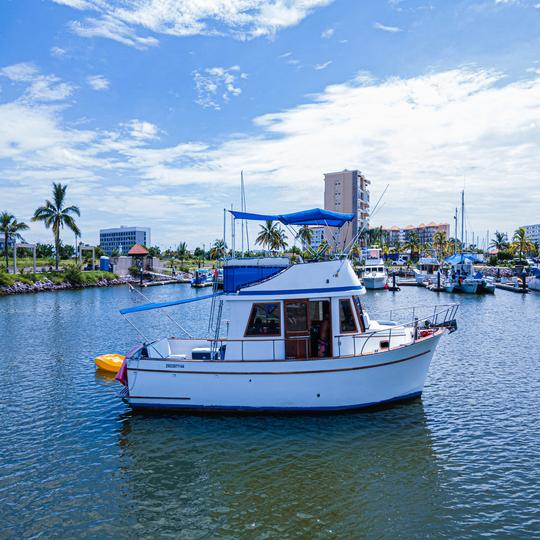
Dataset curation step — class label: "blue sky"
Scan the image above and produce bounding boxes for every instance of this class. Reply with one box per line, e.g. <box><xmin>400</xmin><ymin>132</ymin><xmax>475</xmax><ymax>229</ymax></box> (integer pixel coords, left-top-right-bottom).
<box><xmin>1</xmin><ymin>0</ymin><xmax>539</xmax><ymax>249</ymax></box>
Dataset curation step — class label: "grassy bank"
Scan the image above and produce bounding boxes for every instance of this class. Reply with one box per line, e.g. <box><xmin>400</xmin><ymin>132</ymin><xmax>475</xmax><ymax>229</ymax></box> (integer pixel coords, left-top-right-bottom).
<box><xmin>0</xmin><ymin>268</ymin><xmax>118</xmax><ymax>289</ymax></box>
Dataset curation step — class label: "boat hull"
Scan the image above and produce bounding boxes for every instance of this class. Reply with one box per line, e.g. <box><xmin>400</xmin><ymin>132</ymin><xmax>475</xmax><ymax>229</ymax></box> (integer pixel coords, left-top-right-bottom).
<box><xmin>528</xmin><ymin>277</ymin><xmax>540</xmax><ymax>291</ymax></box>
<box><xmin>454</xmin><ymin>281</ymin><xmax>478</xmax><ymax>294</ymax></box>
<box><xmin>363</xmin><ymin>276</ymin><xmax>387</xmax><ymax>289</ymax></box>
<box><xmin>124</xmin><ymin>335</ymin><xmax>441</xmax><ymax>412</ymax></box>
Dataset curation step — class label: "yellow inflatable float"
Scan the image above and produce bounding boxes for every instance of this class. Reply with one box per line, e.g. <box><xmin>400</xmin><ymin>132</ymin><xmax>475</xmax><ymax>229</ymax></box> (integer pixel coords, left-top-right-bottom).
<box><xmin>95</xmin><ymin>353</ymin><xmax>125</xmax><ymax>373</ymax></box>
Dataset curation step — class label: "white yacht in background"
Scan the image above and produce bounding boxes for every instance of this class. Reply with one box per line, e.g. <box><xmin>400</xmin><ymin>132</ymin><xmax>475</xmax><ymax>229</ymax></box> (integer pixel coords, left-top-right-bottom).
<box><xmin>115</xmin><ymin>209</ymin><xmax>458</xmax><ymax>413</ymax></box>
<box><xmin>361</xmin><ymin>249</ymin><xmax>388</xmax><ymax>289</ymax></box>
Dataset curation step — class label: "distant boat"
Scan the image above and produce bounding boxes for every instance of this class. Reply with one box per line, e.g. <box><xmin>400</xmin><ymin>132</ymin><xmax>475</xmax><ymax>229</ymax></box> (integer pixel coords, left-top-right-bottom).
<box><xmin>191</xmin><ymin>269</ymin><xmax>214</xmax><ymax>288</ymax></box>
<box><xmin>528</xmin><ymin>268</ymin><xmax>540</xmax><ymax>291</ymax></box>
<box><xmin>414</xmin><ymin>257</ymin><xmax>442</xmax><ymax>286</ymax></box>
<box><xmin>361</xmin><ymin>249</ymin><xmax>387</xmax><ymax>289</ymax></box>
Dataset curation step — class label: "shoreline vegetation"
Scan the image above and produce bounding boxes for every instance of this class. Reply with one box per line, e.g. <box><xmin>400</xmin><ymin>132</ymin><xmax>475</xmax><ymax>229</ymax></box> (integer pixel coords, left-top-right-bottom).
<box><xmin>0</xmin><ymin>269</ymin><xmax>135</xmax><ymax>296</ymax></box>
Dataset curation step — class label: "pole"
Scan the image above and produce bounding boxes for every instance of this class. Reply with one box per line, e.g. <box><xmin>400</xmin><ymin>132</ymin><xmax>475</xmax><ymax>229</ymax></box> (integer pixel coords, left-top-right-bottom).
<box><xmin>223</xmin><ymin>208</ymin><xmax>227</xmax><ymax>259</ymax></box>
<box><xmin>454</xmin><ymin>208</ymin><xmax>458</xmax><ymax>255</ymax></box>
<box><xmin>461</xmin><ymin>191</ymin><xmax>464</xmax><ymax>255</ymax></box>
<box><xmin>240</xmin><ymin>171</ymin><xmax>245</xmax><ymax>256</ymax></box>
<box><xmin>230</xmin><ymin>204</ymin><xmax>235</xmax><ymax>258</ymax></box>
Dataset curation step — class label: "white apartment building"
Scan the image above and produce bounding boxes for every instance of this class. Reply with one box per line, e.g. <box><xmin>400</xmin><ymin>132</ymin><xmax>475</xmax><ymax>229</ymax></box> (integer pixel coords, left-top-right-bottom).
<box><xmin>522</xmin><ymin>223</ymin><xmax>540</xmax><ymax>245</ymax></box>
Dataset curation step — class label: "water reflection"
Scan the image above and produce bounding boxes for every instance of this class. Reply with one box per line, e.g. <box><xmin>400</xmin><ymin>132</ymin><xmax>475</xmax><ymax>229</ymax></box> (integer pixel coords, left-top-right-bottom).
<box><xmin>115</xmin><ymin>401</ymin><xmax>448</xmax><ymax>538</ymax></box>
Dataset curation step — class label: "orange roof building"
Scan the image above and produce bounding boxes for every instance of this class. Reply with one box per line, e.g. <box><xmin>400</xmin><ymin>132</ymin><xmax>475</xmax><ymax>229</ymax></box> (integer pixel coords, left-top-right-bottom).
<box><xmin>128</xmin><ymin>244</ymin><xmax>149</xmax><ymax>256</ymax></box>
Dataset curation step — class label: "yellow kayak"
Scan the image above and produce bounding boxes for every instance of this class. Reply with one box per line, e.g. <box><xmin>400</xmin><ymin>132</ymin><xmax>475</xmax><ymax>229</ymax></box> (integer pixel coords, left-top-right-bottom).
<box><xmin>95</xmin><ymin>353</ymin><xmax>125</xmax><ymax>373</ymax></box>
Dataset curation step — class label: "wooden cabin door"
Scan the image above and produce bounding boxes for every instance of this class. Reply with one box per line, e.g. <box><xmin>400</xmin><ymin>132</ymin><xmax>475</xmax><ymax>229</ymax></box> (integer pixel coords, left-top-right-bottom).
<box><xmin>284</xmin><ymin>300</ymin><xmax>310</xmax><ymax>359</ymax></box>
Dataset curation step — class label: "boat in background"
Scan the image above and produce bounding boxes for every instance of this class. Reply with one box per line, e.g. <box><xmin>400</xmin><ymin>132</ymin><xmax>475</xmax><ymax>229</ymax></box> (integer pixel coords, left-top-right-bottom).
<box><xmin>361</xmin><ymin>249</ymin><xmax>388</xmax><ymax>289</ymax></box>
<box><xmin>191</xmin><ymin>268</ymin><xmax>214</xmax><ymax>288</ymax></box>
<box><xmin>528</xmin><ymin>267</ymin><xmax>540</xmax><ymax>291</ymax></box>
<box><xmin>414</xmin><ymin>257</ymin><xmax>442</xmax><ymax>286</ymax></box>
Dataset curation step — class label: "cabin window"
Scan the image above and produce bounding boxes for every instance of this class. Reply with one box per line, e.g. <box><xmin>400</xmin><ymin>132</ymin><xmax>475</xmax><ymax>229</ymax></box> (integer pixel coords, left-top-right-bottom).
<box><xmin>285</xmin><ymin>301</ymin><xmax>308</xmax><ymax>332</ymax></box>
<box><xmin>339</xmin><ymin>299</ymin><xmax>358</xmax><ymax>334</ymax></box>
<box><xmin>245</xmin><ymin>303</ymin><xmax>281</xmax><ymax>336</ymax></box>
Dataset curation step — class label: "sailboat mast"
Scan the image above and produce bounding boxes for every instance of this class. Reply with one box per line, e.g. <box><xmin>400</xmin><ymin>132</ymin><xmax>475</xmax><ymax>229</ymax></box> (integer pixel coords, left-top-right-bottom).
<box><xmin>240</xmin><ymin>171</ymin><xmax>245</xmax><ymax>256</ymax></box>
<box><xmin>454</xmin><ymin>208</ymin><xmax>458</xmax><ymax>255</ymax></box>
<box><xmin>461</xmin><ymin>190</ymin><xmax>464</xmax><ymax>254</ymax></box>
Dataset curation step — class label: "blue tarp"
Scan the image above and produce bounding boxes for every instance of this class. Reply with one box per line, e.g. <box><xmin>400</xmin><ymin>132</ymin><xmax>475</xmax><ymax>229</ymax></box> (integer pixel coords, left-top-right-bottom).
<box><xmin>119</xmin><ymin>292</ymin><xmax>222</xmax><ymax>315</ymax></box>
<box><xmin>229</xmin><ymin>208</ymin><xmax>354</xmax><ymax>227</ymax></box>
<box><xmin>444</xmin><ymin>253</ymin><xmax>483</xmax><ymax>265</ymax></box>
<box><xmin>531</xmin><ymin>267</ymin><xmax>540</xmax><ymax>277</ymax></box>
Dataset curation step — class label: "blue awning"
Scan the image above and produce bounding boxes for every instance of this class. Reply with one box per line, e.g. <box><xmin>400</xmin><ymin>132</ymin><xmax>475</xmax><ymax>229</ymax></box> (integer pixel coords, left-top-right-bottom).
<box><xmin>229</xmin><ymin>208</ymin><xmax>354</xmax><ymax>227</ymax></box>
<box><xmin>120</xmin><ymin>292</ymin><xmax>222</xmax><ymax>315</ymax></box>
<box><xmin>444</xmin><ymin>253</ymin><xmax>483</xmax><ymax>264</ymax></box>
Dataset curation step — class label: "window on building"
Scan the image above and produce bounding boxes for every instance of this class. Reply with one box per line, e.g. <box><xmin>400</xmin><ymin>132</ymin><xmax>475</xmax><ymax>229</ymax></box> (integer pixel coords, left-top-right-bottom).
<box><xmin>339</xmin><ymin>299</ymin><xmax>358</xmax><ymax>334</ymax></box>
<box><xmin>245</xmin><ymin>303</ymin><xmax>281</xmax><ymax>336</ymax></box>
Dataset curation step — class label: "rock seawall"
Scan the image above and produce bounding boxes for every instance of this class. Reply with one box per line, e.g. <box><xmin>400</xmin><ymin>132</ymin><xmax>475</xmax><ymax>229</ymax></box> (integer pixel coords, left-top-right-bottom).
<box><xmin>0</xmin><ymin>276</ymin><xmax>136</xmax><ymax>296</ymax></box>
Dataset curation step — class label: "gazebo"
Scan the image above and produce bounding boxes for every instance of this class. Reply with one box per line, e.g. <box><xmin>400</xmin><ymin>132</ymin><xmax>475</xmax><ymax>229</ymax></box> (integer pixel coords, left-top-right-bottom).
<box><xmin>128</xmin><ymin>244</ymin><xmax>149</xmax><ymax>285</ymax></box>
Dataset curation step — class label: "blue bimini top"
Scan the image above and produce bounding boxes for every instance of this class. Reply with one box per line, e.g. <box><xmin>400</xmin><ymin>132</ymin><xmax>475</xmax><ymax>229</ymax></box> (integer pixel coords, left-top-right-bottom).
<box><xmin>229</xmin><ymin>208</ymin><xmax>354</xmax><ymax>228</ymax></box>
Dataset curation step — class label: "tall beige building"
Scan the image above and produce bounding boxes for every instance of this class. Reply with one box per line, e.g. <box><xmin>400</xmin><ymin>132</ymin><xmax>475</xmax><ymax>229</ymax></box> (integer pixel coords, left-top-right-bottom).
<box><xmin>323</xmin><ymin>170</ymin><xmax>370</xmax><ymax>251</ymax></box>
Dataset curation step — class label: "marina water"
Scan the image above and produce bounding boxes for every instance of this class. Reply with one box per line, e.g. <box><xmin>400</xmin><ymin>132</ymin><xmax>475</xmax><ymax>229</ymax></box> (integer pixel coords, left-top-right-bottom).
<box><xmin>1</xmin><ymin>285</ymin><xmax>539</xmax><ymax>538</ymax></box>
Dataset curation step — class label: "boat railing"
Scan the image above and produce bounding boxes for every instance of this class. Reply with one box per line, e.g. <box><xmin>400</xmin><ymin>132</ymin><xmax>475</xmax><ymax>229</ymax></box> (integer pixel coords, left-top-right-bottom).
<box><xmin>143</xmin><ymin>303</ymin><xmax>458</xmax><ymax>362</ymax></box>
<box><xmin>334</xmin><ymin>303</ymin><xmax>458</xmax><ymax>357</ymax></box>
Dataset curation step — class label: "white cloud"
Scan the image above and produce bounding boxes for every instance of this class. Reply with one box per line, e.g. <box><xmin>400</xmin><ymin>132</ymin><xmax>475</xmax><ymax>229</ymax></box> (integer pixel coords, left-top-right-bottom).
<box><xmin>315</xmin><ymin>61</ymin><xmax>332</xmax><ymax>70</ymax></box>
<box><xmin>87</xmin><ymin>75</ymin><xmax>109</xmax><ymax>90</ymax></box>
<box><xmin>193</xmin><ymin>65</ymin><xmax>246</xmax><ymax>110</ymax></box>
<box><xmin>50</xmin><ymin>0</ymin><xmax>334</xmax><ymax>47</ymax></box>
<box><xmin>321</xmin><ymin>27</ymin><xmax>334</xmax><ymax>38</ymax></box>
<box><xmin>1</xmin><ymin>62</ymin><xmax>39</xmax><ymax>82</ymax></box>
<box><xmin>126</xmin><ymin>119</ymin><xmax>159</xmax><ymax>140</ymax></box>
<box><xmin>373</xmin><ymin>21</ymin><xmax>402</xmax><ymax>32</ymax></box>
<box><xmin>50</xmin><ymin>46</ymin><xmax>67</xmax><ymax>57</ymax></box>
<box><xmin>2</xmin><ymin>64</ymin><xmax>540</xmax><ymax>245</ymax></box>
<box><xmin>0</xmin><ymin>62</ymin><xmax>74</xmax><ymax>101</ymax></box>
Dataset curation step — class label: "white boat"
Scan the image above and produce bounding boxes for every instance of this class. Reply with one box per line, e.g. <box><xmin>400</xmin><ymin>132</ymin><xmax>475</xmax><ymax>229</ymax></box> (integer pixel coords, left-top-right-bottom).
<box><xmin>414</xmin><ymin>257</ymin><xmax>441</xmax><ymax>285</ymax></box>
<box><xmin>528</xmin><ymin>268</ymin><xmax>540</xmax><ymax>291</ymax></box>
<box><xmin>444</xmin><ymin>254</ymin><xmax>483</xmax><ymax>294</ymax></box>
<box><xmin>361</xmin><ymin>249</ymin><xmax>388</xmax><ymax>289</ymax></box>
<box><xmin>115</xmin><ymin>208</ymin><xmax>458</xmax><ymax>413</ymax></box>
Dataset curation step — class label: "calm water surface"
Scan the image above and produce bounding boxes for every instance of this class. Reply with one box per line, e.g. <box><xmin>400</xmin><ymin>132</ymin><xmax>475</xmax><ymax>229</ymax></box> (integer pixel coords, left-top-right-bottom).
<box><xmin>1</xmin><ymin>284</ymin><xmax>539</xmax><ymax>539</ymax></box>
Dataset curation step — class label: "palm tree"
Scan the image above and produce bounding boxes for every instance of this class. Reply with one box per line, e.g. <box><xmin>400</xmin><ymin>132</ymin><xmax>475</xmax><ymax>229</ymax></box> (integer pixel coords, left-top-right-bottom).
<box><xmin>489</xmin><ymin>231</ymin><xmax>509</xmax><ymax>251</ymax></box>
<box><xmin>209</xmin><ymin>239</ymin><xmax>226</xmax><ymax>260</ymax></box>
<box><xmin>296</xmin><ymin>226</ymin><xmax>312</xmax><ymax>249</ymax></box>
<box><xmin>432</xmin><ymin>231</ymin><xmax>447</xmax><ymax>262</ymax></box>
<box><xmin>0</xmin><ymin>212</ymin><xmax>29</xmax><ymax>272</ymax></box>
<box><xmin>32</xmin><ymin>182</ymin><xmax>80</xmax><ymax>270</ymax></box>
<box><xmin>404</xmin><ymin>231</ymin><xmax>420</xmax><ymax>262</ymax></box>
<box><xmin>272</xmin><ymin>226</ymin><xmax>288</xmax><ymax>252</ymax></box>
<box><xmin>350</xmin><ymin>242</ymin><xmax>362</xmax><ymax>262</ymax></box>
<box><xmin>511</xmin><ymin>228</ymin><xmax>534</xmax><ymax>261</ymax></box>
<box><xmin>176</xmin><ymin>241</ymin><xmax>188</xmax><ymax>265</ymax></box>
<box><xmin>256</xmin><ymin>221</ymin><xmax>279</xmax><ymax>252</ymax></box>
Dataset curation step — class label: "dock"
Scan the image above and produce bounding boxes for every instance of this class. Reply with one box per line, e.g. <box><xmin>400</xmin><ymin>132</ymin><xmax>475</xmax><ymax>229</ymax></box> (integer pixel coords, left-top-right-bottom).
<box><xmin>495</xmin><ymin>283</ymin><xmax>529</xmax><ymax>294</ymax></box>
<box><xmin>140</xmin><ymin>278</ymin><xmax>188</xmax><ymax>287</ymax></box>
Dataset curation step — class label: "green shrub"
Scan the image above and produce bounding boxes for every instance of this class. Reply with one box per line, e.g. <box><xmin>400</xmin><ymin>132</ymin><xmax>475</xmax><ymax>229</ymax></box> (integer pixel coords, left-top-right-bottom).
<box><xmin>63</xmin><ymin>265</ymin><xmax>85</xmax><ymax>286</ymax></box>
<box><xmin>0</xmin><ymin>272</ymin><xmax>16</xmax><ymax>287</ymax></box>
